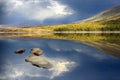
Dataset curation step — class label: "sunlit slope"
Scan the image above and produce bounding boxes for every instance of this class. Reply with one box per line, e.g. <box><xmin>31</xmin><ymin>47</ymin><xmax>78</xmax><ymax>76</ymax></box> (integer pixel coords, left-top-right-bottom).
<box><xmin>82</xmin><ymin>5</ymin><xmax>120</xmax><ymax>23</ymax></box>
<box><xmin>41</xmin><ymin>5</ymin><xmax>120</xmax><ymax>31</ymax></box>
<box><xmin>0</xmin><ymin>27</ymin><xmax>51</xmax><ymax>33</ymax></box>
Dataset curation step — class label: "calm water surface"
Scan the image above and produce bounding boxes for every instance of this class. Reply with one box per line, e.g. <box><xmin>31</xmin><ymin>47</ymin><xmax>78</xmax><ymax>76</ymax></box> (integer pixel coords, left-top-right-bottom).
<box><xmin>0</xmin><ymin>37</ymin><xmax>120</xmax><ymax>80</ymax></box>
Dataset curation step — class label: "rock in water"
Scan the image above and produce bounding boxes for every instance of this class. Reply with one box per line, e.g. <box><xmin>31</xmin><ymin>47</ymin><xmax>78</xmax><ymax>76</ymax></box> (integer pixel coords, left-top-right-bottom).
<box><xmin>31</xmin><ymin>48</ymin><xmax>43</xmax><ymax>56</ymax></box>
<box><xmin>25</xmin><ymin>55</ymin><xmax>52</xmax><ymax>69</ymax></box>
<box><xmin>15</xmin><ymin>48</ymin><xmax>25</xmax><ymax>54</ymax></box>
<box><xmin>25</xmin><ymin>48</ymin><xmax>52</xmax><ymax>69</ymax></box>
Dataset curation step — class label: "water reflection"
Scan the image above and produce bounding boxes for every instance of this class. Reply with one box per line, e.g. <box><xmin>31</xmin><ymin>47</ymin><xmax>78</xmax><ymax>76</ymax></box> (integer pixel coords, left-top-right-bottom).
<box><xmin>0</xmin><ymin>33</ymin><xmax>120</xmax><ymax>58</ymax></box>
<box><xmin>53</xmin><ymin>33</ymin><xmax>120</xmax><ymax>58</ymax></box>
<box><xmin>0</xmin><ymin>38</ymin><xmax>120</xmax><ymax>80</ymax></box>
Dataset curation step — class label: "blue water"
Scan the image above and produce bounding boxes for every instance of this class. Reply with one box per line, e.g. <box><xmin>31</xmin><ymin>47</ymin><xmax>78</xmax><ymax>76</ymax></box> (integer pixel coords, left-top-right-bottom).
<box><xmin>0</xmin><ymin>37</ymin><xmax>120</xmax><ymax>80</ymax></box>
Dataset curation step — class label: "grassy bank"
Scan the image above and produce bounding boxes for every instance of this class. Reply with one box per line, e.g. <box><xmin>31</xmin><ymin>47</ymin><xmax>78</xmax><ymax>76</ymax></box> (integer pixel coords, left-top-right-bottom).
<box><xmin>49</xmin><ymin>22</ymin><xmax>120</xmax><ymax>31</ymax></box>
<box><xmin>0</xmin><ymin>21</ymin><xmax>120</xmax><ymax>33</ymax></box>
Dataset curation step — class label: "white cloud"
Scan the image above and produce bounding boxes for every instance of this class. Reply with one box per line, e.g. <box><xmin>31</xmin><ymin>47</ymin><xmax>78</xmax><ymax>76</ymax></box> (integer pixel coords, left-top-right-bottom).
<box><xmin>47</xmin><ymin>0</ymin><xmax>72</xmax><ymax>15</ymax></box>
<box><xmin>4</xmin><ymin>0</ymin><xmax>74</xmax><ymax>21</ymax></box>
<box><xmin>0</xmin><ymin>57</ymin><xmax>76</xmax><ymax>80</ymax></box>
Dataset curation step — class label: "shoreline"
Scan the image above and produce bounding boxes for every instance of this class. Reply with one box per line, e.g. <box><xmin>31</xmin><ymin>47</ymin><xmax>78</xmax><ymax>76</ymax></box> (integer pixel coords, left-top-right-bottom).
<box><xmin>0</xmin><ymin>31</ymin><xmax>120</xmax><ymax>34</ymax></box>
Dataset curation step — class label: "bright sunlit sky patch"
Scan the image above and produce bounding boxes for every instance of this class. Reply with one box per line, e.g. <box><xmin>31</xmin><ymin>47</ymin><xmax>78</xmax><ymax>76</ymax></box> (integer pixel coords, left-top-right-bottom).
<box><xmin>0</xmin><ymin>0</ymin><xmax>120</xmax><ymax>25</ymax></box>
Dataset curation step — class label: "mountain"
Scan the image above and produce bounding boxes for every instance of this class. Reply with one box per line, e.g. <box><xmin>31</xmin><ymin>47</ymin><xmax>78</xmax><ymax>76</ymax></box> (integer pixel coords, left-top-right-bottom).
<box><xmin>82</xmin><ymin>5</ymin><xmax>120</xmax><ymax>23</ymax></box>
<box><xmin>41</xmin><ymin>5</ymin><xmax>120</xmax><ymax>31</ymax></box>
<box><xmin>1</xmin><ymin>5</ymin><xmax>120</xmax><ymax>32</ymax></box>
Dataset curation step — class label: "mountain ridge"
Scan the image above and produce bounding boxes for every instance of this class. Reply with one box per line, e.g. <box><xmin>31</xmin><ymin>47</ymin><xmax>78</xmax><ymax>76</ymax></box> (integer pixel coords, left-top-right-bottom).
<box><xmin>81</xmin><ymin>5</ymin><xmax>120</xmax><ymax>23</ymax></box>
<box><xmin>0</xmin><ymin>5</ymin><xmax>120</xmax><ymax>32</ymax></box>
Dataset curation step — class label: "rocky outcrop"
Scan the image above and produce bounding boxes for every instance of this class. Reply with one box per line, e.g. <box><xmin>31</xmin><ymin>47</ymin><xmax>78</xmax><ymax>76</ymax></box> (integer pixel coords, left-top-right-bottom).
<box><xmin>25</xmin><ymin>55</ymin><xmax>52</xmax><ymax>69</ymax></box>
<box><xmin>15</xmin><ymin>48</ymin><xmax>25</xmax><ymax>54</ymax></box>
<box><xmin>30</xmin><ymin>48</ymin><xmax>43</xmax><ymax>56</ymax></box>
<box><xmin>25</xmin><ymin>48</ymin><xmax>52</xmax><ymax>69</ymax></box>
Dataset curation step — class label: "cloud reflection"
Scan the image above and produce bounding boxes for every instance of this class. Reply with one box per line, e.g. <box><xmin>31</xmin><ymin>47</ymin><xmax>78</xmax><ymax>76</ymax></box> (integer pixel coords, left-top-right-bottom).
<box><xmin>5</xmin><ymin>38</ymin><xmax>112</xmax><ymax>60</ymax></box>
<box><xmin>0</xmin><ymin>57</ymin><xmax>76</xmax><ymax>80</ymax></box>
<box><xmin>47</xmin><ymin>58</ymin><xmax>76</xmax><ymax>79</ymax></box>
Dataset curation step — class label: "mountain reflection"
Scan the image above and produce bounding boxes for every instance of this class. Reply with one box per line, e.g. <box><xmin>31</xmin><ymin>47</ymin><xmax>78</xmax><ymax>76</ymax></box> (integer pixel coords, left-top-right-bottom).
<box><xmin>1</xmin><ymin>33</ymin><xmax>120</xmax><ymax>58</ymax></box>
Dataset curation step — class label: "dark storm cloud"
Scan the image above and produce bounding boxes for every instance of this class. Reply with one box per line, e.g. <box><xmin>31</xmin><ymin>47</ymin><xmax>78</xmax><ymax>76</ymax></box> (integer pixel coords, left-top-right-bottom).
<box><xmin>43</xmin><ymin>16</ymin><xmax>76</xmax><ymax>25</ymax></box>
<box><xmin>0</xmin><ymin>1</ymin><xmax>6</xmax><ymax>24</ymax></box>
<box><xmin>3</xmin><ymin>0</ymin><xmax>74</xmax><ymax>25</ymax></box>
<box><xmin>1</xmin><ymin>0</ymin><xmax>120</xmax><ymax>25</ymax></box>
<box><xmin>58</xmin><ymin>0</ymin><xmax>120</xmax><ymax>20</ymax></box>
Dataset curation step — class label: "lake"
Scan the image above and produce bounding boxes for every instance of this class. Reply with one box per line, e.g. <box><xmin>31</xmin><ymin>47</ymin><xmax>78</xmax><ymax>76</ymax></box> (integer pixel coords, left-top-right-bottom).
<box><xmin>0</xmin><ymin>33</ymin><xmax>120</xmax><ymax>80</ymax></box>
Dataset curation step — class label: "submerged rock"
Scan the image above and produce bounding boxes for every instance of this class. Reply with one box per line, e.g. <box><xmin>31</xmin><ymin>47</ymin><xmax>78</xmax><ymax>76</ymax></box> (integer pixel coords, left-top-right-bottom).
<box><xmin>15</xmin><ymin>48</ymin><xmax>25</xmax><ymax>54</ymax></box>
<box><xmin>31</xmin><ymin>48</ymin><xmax>43</xmax><ymax>56</ymax></box>
<box><xmin>25</xmin><ymin>55</ymin><xmax>52</xmax><ymax>69</ymax></box>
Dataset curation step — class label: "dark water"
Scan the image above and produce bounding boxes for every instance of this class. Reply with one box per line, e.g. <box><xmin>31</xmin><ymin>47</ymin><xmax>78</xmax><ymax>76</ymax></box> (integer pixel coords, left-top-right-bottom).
<box><xmin>0</xmin><ymin>37</ymin><xmax>120</xmax><ymax>80</ymax></box>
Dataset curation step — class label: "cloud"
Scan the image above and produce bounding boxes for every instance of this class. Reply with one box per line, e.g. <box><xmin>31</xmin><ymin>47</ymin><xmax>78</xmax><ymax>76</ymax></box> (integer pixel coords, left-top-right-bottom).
<box><xmin>4</xmin><ymin>0</ymin><xmax>74</xmax><ymax>21</ymax></box>
<box><xmin>0</xmin><ymin>1</ymin><xmax>6</xmax><ymax>24</ymax></box>
<box><xmin>0</xmin><ymin>57</ymin><xmax>76</xmax><ymax>80</ymax></box>
<box><xmin>1</xmin><ymin>0</ymin><xmax>120</xmax><ymax>25</ymax></box>
<box><xmin>58</xmin><ymin>0</ymin><xmax>120</xmax><ymax>20</ymax></box>
<box><xmin>47</xmin><ymin>0</ymin><xmax>72</xmax><ymax>15</ymax></box>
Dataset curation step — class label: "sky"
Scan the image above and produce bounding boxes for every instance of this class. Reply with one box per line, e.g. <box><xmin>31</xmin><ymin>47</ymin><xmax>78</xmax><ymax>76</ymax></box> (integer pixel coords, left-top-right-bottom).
<box><xmin>0</xmin><ymin>0</ymin><xmax>120</xmax><ymax>26</ymax></box>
